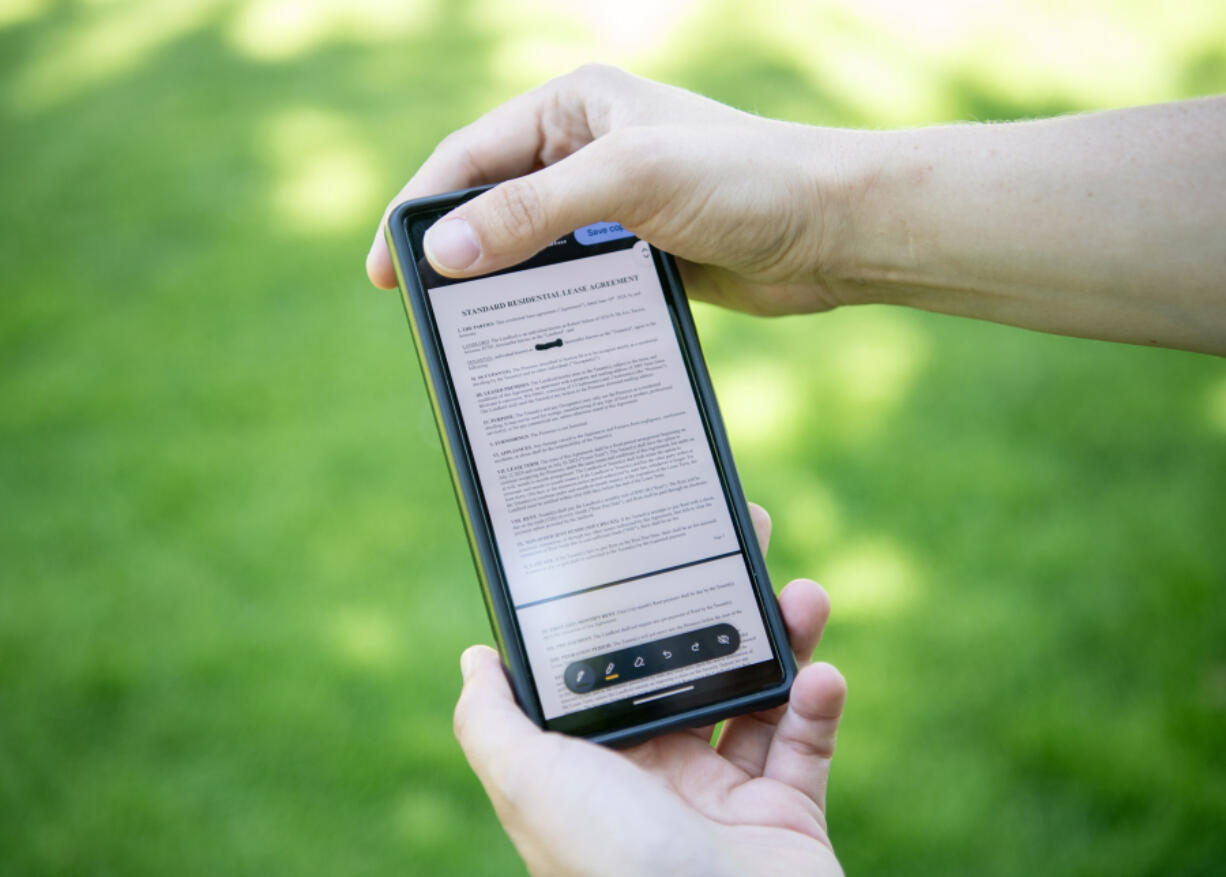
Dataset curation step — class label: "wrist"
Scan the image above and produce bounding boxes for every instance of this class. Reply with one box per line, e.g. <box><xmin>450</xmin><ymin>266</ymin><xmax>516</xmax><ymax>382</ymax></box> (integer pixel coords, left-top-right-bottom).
<box><xmin>801</xmin><ymin>126</ymin><xmax>924</xmax><ymax>308</ymax></box>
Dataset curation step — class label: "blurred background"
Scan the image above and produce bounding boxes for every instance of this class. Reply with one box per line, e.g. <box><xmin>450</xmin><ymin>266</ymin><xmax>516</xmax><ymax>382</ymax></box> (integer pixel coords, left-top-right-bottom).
<box><xmin>2</xmin><ymin>0</ymin><xmax>1225</xmax><ymax>874</ymax></box>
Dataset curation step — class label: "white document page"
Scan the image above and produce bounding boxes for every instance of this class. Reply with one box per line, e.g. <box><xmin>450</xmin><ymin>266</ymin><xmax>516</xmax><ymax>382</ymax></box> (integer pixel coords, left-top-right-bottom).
<box><xmin>428</xmin><ymin>241</ymin><xmax>772</xmax><ymax>719</ymax></box>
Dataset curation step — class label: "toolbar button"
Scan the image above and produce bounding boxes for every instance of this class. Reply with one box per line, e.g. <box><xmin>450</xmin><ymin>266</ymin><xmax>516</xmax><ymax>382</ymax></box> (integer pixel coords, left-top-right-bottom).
<box><xmin>565</xmin><ymin>662</ymin><xmax>597</xmax><ymax>693</ymax></box>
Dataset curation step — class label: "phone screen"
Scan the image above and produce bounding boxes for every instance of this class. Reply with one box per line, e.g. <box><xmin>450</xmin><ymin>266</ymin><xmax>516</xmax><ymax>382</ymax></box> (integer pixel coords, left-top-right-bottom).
<box><xmin>410</xmin><ymin>218</ymin><xmax>784</xmax><ymax>734</ymax></box>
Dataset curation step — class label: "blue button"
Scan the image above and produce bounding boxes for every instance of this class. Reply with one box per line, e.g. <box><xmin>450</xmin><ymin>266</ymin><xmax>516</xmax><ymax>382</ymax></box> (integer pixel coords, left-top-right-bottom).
<box><xmin>574</xmin><ymin>221</ymin><xmax>636</xmax><ymax>245</ymax></box>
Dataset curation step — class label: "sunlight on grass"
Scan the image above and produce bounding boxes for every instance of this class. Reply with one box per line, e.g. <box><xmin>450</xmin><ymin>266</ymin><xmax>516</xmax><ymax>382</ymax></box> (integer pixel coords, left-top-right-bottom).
<box><xmin>851</xmin><ymin>0</ymin><xmax>990</xmax><ymax>48</ymax></box>
<box><xmin>263</xmin><ymin>107</ymin><xmax>379</xmax><ymax>234</ymax></box>
<box><xmin>487</xmin><ymin>34</ymin><xmax>588</xmax><ymax>97</ymax></box>
<box><xmin>725</xmin><ymin>1</ymin><xmax>954</xmax><ymax>123</ymax></box>
<box><xmin>10</xmin><ymin>0</ymin><xmax>220</xmax><ymax>111</ymax></box>
<box><xmin>226</xmin><ymin>0</ymin><xmax>435</xmax><ymax>62</ymax></box>
<box><xmin>275</xmin><ymin>151</ymin><xmax>377</xmax><ymax>233</ymax></box>
<box><xmin>958</xmin><ymin>8</ymin><xmax>1172</xmax><ymax>110</ymax></box>
<box><xmin>0</xmin><ymin>0</ymin><xmax>51</xmax><ymax>29</ymax></box>
<box><xmin>814</xmin><ymin>0</ymin><xmax>1224</xmax><ymax>116</ymax></box>
<box><xmin>824</xmin><ymin>310</ymin><xmax>929</xmax><ymax>438</ymax></box>
<box><xmin>480</xmin><ymin>0</ymin><xmax>698</xmax><ymax>91</ymax></box>
<box><xmin>1205</xmin><ymin>375</ymin><xmax>1226</xmax><ymax>435</ymax></box>
<box><xmin>822</xmin><ymin>537</ymin><xmax>918</xmax><ymax>619</ymax></box>
<box><xmin>714</xmin><ymin>359</ymin><xmax>801</xmax><ymax>451</ymax></box>
<box><xmin>778</xmin><ymin>476</ymin><xmax>844</xmax><ymax>553</ymax></box>
<box><xmin>810</xmin><ymin>42</ymin><xmax>949</xmax><ymax>124</ymax></box>
<box><xmin>975</xmin><ymin>2</ymin><xmax>1226</xmax><ymax>109</ymax></box>
<box><xmin>393</xmin><ymin>787</ymin><xmax>463</xmax><ymax>849</ymax></box>
<box><xmin>328</xmin><ymin>606</ymin><xmax>400</xmax><ymax>668</ymax></box>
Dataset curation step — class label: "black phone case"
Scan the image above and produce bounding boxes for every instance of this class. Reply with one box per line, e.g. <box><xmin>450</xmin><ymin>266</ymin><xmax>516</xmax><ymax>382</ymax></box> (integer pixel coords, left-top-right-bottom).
<box><xmin>384</xmin><ymin>186</ymin><xmax>796</xmax><ymax>747</ymax></box>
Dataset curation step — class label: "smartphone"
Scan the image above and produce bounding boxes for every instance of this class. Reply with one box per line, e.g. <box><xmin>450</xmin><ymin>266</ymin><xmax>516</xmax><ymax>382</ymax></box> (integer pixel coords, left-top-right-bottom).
<box><xmin>385</xmin><ymin>185</ymin><xmax>796</xmax><ymax>746</ymax></box>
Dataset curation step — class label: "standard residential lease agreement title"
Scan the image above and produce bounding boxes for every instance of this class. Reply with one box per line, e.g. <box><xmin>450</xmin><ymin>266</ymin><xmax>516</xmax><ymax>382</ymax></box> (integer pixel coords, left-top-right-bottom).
<box><xmin>460</xmin><ymin>274</ymin><xmax>639</xmax><ymax>317</ymax></box>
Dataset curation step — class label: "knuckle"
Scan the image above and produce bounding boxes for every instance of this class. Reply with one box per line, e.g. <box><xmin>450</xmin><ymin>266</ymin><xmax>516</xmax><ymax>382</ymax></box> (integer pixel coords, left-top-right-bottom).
<box><xmin>571</xmin><ymin>62</ymin><xmax>625</xmax><ymax>84</ymax></box>
<box><xmin>435</xmin><ymin>130</ymin><xmax>483</xmax><ymax>179</ymax></box>
<box><xmin>433</xmin><ymin>129</ymin><xmax>466</xmax><ymax>160</ymax></box>
<box><xmin>436</xmin><ymin>128</ymin><xmax>464</xmax><ymax>151</ymax></box>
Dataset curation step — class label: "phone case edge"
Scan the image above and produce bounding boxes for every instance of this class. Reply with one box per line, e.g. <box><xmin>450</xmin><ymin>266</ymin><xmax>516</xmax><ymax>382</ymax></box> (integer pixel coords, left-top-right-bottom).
<box><xmin>384</xmin><ymin>192</ymin><xmax>797</xmax><ymax>746</ymax></box>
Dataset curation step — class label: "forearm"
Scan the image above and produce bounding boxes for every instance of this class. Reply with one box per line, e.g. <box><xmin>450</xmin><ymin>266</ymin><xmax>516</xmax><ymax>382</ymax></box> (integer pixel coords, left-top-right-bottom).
<box><xmin>821</xmin><ymin>96</ymin><xmax>1226</xmax><ymax>355</ymax></box>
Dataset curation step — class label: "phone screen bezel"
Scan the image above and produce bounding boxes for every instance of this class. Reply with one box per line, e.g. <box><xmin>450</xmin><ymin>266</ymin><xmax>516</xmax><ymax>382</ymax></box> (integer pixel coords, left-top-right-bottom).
<box><xmin>387</xmin><ymin>187</ymin><xmax>795</xmax><ymax>744</ymax></box>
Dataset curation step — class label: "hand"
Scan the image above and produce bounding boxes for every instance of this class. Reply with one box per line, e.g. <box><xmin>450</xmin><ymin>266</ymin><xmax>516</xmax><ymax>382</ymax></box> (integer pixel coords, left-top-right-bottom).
<box><xmin>452</xmin><ymin>504</ymin><xmax>847</xmax><ymax>877</ymax></box>
<box><xmin>367</xmin><ymin>64</ymin><xmax>856</xmax><ymax>316</ymax></box>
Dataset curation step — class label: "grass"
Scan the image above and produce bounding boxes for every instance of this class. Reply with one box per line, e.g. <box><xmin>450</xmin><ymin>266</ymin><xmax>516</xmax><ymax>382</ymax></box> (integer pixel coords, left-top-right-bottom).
<box><xmin>2</xmin><ymin>1</ymin><xmax>1225</xmax><ymax>875</ymax></box>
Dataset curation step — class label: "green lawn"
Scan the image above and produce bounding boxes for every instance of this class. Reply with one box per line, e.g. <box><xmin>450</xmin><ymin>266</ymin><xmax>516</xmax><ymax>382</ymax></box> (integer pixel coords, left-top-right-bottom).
<box><xmin>2</xmin><ymin>2</ymin><xmax>1225</xmax><ymax>875</ymax></box>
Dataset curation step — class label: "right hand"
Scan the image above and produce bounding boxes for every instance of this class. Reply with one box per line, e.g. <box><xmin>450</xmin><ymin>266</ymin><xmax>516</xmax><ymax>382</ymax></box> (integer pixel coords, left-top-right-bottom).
<box><xmin>366</xmin><ymin>64</ymin><xmax>858</xmax><ymax>316</ymax></box>
<box><xmin>451</xmin><ymin>503</ymin><xmax>847</xmax><ymax>877</ymax></box>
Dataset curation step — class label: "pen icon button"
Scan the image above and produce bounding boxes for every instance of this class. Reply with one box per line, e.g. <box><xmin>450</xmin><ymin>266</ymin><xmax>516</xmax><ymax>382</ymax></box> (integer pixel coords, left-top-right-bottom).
<box><xmin>564</xmin><ymin>662</ymin><xmax>597</xmax><ymax>693</ymax></box>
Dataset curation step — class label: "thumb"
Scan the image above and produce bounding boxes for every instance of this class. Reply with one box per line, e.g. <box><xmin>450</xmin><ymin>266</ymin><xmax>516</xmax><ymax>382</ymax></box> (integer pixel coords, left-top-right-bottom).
<box><xmin>453</xmin><ymin>645</ymin><xmax>543</xmax><ymax>791</ymax></box>
<box><xmin>423</xmin><ymin>132</ymin><xmax>650</xmax><ymax>278</ymax></box>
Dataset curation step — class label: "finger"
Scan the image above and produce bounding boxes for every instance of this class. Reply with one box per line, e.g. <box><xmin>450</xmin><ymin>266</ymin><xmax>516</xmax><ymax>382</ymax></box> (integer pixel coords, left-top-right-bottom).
<box><xmin>715</xmin><ymin>579</ymin><xmax>830</xmax><ymax>775</ymax></box>
<box><xmin>682</xmin><ymin>722</ymin><xmax>717</xmax><ymax>742</ymax></box>
<box><xmin>620</xmin><ymin>724</ymin><xmax>727</xmax><ymax>787</ymax></box>
<box><xmin>453</xmin><ymin>645</ymin><xmax>543</xmax><ymax>793</ymax></box>
<box><xmin>778</xmin><ymin>578</ymin><xmax>830</xmax><ymax>664</ymax></box>
<box><xmin>748</xmin><ymin>502</ymin><xmax>772</xmax><ymax>554</ymax></box>
<box><xmin>761</xmin><ymin>662</ymin><xmax>847</xmax><ymax>811</ymax></box>
<box><xmin>365</xmin><ymin>88</ymin><xmax>561</xmax><ymax>288</ymax></box>
<box><xmin>420</xmin><ymin>127</ymin><xmax>670</xmax><ymax>278</ymax></box>
<box><xmin>367</xmin><ymin>65</ymin><xmax>635</xmax><ymax>288</ymax></box>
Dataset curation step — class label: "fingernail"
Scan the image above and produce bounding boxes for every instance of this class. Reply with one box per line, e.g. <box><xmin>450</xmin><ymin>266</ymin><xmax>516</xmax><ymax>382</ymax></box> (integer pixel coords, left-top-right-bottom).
<box><xmin>460</xmin><ymin>647</ymin><xmax>476</xmax><ymax>681</ymax></box>
<box><xmin>425</xmin><ymin>218</ymin><xmax>480</xmax><ymax>271</ymax></box>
